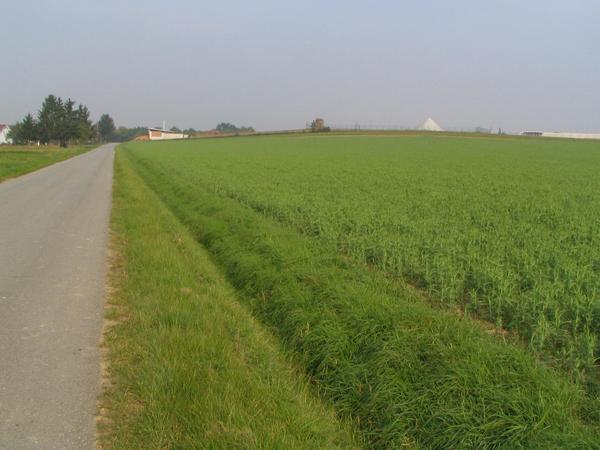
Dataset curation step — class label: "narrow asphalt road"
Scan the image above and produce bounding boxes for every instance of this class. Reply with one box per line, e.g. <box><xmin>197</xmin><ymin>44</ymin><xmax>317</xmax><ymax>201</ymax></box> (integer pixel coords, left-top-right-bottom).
<box><xmin>0</xmin><ymin>144</ymin><xmax>115</xmax><ymax>449</ymax></box>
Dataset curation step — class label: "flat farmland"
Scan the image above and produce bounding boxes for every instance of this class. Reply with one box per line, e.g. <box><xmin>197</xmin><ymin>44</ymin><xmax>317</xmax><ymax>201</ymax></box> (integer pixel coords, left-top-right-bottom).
<box><xmin>112</xmin><ymin>134</ymin><xmax>600</xmax><ymax>448</ymax></box>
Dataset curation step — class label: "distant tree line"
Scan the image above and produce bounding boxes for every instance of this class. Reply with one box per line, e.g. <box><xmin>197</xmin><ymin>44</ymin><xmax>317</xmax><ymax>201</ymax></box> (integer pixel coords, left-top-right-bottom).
<box><xmin>9</xmin><ymin>95</ymin><xmax>95</xmax><ymax>147</ymax></box>
<box><xmin>110</xmin><ymin>125</ymin><xmax>147</xmax><ymax>142</ymax></box>
<box><xmin>9</xmin><ymin>99</ymin><xmax>260</xmax><ymax>145</ymax></box>
<box><xmin>165</xmin><ymin>126</ymin><xmax>197</xmax><ymax>135</ymax></box>
<box><xmin>215</xmin><ymin>122</ymin><xmax>255</xmax><ymax>134</ymax></box>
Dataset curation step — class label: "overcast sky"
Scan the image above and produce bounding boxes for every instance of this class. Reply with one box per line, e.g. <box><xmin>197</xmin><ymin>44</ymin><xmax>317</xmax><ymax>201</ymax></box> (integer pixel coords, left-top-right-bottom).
<box><xmin>1</xmin><ymin>0</ymin><xmax>599</xmax><ymax>132</ymax></box>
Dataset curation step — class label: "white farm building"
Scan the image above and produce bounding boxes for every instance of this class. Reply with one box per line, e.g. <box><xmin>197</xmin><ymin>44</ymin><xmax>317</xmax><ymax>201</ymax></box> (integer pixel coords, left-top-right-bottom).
<box><xmin>520</xmin><ymin>130</ymin><xmax>600</xmax><ymax>140</ymax></box>
<box><xmin>0</xmin><ymin>124</ymin><xmax>12</xmax><ymax>144</ymax></box>
<box><xmin>148</xmin><ymin>127</ymin><xmax>189</xmax><ymax>141</ymax></box>
<box><xmin>418</xmin><ymin>117</ymin><xmax>443</xmax><ymax>132</ymax></box>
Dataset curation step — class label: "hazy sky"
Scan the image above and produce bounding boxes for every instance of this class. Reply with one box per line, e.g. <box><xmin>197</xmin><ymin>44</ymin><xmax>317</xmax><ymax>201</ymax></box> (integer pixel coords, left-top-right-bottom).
<box><xmin>2</xmin><ymin>0</ymin><xmax>599</xmax><ymax>132</ymax></box>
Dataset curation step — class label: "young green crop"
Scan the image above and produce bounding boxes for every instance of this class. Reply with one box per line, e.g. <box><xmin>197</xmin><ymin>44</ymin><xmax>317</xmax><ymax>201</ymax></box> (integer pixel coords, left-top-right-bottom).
<box><xmin>119</xmin><ymin>135</ymin><xmax>600</xmax><ymax>448</ymax></box>
<box><xmin>122</xmin><ymin>135</ymin><xmax>600</xmax><ymax>381</ymax></box>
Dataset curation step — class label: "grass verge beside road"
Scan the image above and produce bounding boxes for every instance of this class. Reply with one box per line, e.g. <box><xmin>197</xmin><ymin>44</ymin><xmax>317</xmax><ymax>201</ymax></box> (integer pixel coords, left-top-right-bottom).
<box><xmin>0</xmin><ymin>145</ymin><xmax>96</xmax><ymax>182</ymax></box>
<box><xmin>98</xmin><ymin>149</ymin><xmax>362</xmax><ymax>449</ymax></box>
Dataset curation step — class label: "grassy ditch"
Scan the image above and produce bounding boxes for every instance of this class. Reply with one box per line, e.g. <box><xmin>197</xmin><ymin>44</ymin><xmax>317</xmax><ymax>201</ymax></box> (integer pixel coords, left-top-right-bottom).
<box><xmin>98</xmin><ymin>150</ymin><xmax>362</xmax><ymax>449</ymax></box>
<box><xmin>0</xmin><ymin>144</ymin><xmax>95</xmax><ymax>182</ymax></box>
<box><xmin>121</xmin><ymin>142</ymin><xmax>600</xmax><ymax>449</ymax></box>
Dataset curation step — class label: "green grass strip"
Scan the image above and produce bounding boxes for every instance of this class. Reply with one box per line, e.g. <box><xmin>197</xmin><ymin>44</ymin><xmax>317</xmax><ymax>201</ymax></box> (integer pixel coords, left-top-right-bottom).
<box><xmin>99</xmin><ymin>151</ymin><xmax>362</xmax><ymax>449</ymax></box>
<box><xmin>0</xmin><ymin>145</ymin><xmax>95</xmax><ymax>182</ymax></box>
<box><xmin>122</xmin><ymin>145</ymin><xmax>600</xmax><ymax>449</ymax></box>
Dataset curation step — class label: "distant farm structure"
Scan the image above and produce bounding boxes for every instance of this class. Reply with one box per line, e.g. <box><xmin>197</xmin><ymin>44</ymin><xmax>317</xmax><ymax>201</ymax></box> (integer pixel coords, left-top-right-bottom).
<box><xmin>418</xmin><ymin>117</ymin><xmax>444</xmax><ymax>132</ymax></box>
<box><xmin>147</xmin><ymin>127</ymin><xmax>189</xmax><ymax>141</ymax></box>
<box><xmin>0</xmin><ymin>124</ymin><xmax>12</xmax><ymax>144</ymax></box>
<box><xmin>520</xmin><ymin>130</ymin><xmax>600</xmax><ymax>140</ymax></box>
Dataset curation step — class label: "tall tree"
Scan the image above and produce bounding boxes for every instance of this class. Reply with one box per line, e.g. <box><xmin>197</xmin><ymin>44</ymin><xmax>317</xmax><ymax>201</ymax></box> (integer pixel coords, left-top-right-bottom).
<box><xmin>76</xmin><ymin>105</ymin><xmax>94</xmax><ymax>142</ymax></box>
<box><xmin>97</xmin><ymin>114</ymin><xmax>116</xmax><ymax>142</ymax></box>
<box><xmin>7</xmin><ymin>122</ymin><xmax>23</xmax><ymax>144</ymax></box>
<box><xmin>8</xmin><ymin>114</ymin><xmax>39</xmax><ymax>145</ymax></box>
<box><xmin>55</xmin><ymin>98</ymin><xmax>78</xmax><ymax>147</ymax></box>
<box><xmin>20</xmin><ymin>113</ymin><xmax>38</xmax><ymax>143</ymax></box>
<box><xmin>37</xmin><ymin>94</ymin><xmax>61</xmax><ymax>144</ymax></box>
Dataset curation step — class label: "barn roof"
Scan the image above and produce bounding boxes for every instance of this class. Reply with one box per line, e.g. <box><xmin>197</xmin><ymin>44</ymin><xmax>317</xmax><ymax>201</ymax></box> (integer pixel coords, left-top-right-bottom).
<box><xmin>148</xmin><ymin>127</ymin><xmax>183</xmax><ymax>134</ymax></box>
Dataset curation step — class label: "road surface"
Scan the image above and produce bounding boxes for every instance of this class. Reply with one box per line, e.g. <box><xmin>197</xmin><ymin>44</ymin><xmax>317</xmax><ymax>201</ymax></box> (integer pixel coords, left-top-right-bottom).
<box><xmin>0</xmin><ymin>144</ymin><xmax>115</xmax><ymax>449</ymax></box>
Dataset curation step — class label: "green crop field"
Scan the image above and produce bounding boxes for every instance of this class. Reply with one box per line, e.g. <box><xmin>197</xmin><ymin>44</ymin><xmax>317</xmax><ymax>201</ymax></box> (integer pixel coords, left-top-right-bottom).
<box><xmin>0</xmin><ymin>144</ymin><xmax>95</xmax><ymax>182</ymax></box>
<box><xmin>110</xmin><ymin>134</ymin><xmax>600</xmax><ymax>448</ymax></box>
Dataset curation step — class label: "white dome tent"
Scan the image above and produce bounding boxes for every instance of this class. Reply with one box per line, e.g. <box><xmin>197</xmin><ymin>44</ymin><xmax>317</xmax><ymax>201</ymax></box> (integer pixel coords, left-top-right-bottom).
<box><xmin>418</xmin><ymin>117</ymin><xmax>443</xmax><ymax>132</ymax></box>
